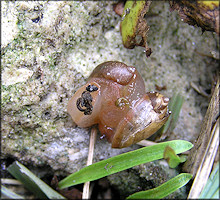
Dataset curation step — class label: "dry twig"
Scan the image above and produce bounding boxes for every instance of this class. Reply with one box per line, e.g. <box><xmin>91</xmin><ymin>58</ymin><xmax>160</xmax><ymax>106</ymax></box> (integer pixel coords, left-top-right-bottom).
<box><xmin>82</xmin><ymin>127</ymin><xmax>97</xmax><ymax>199</ymax></box>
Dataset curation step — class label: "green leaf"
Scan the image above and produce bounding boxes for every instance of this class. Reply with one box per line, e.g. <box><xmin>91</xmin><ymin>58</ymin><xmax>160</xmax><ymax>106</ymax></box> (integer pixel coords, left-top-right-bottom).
<box><xmin>7</xmin><ymin>161</ymin><xmax>66</xmax><ymax>199</ymax></box>
<box><xmin>159</xmin><ymin>93</ymin><xmax>184</xmax><ymax>135</ymax></box>
<box><xmin>199</xmin><ymin>162</ymin><xmax>219</xmax><ymax>199</ymax></box>
<box><xmin>126</xmin><ymin>173</ymin><xmax>193</xmax><ymax>199</ymax></box>
<box><xmin>58</xmin><ymin>140</ymin><xmax>193</xmax><ymax>189</ymax></box>
<box><xmin>1</xmin><ymin>185</ymin><xmax>25</xmax><ymax>199</ymax></box>
<box><xmin>121</xmin><ymin>1</ymin><xmax>149</xmax><ymax>48</ymax></box>
<box><xmin>163</xmin><ymin>146</ymin><xmax>187</xmax><ymax>168</ymax></box>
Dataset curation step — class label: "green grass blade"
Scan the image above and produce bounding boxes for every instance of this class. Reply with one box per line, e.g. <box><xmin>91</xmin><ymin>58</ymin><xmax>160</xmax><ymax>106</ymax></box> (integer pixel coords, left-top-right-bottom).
<box><xmin>159</xmin><ymin>93</ymin><xmax>184</xmax><ymax>134</ymax></box>
<box><xmin>199</xmin><ymin>162</ymin><xmax>219</xmax><ymax>198</ymax></box>
<box><xmin>1</xmin><ymin>185</ymin><xmax>25</xmax><ymax>199</ymax></box>
<box><xmin>58</xmin><ymin>140</ymin><xmax>193</xmax><ymax>189</ymax></box>
<box><xmin>211</xmin><ymin>189</ymin><xmax>219</xmax><ymax>199</ymax></box>
<box><xmin>126</xmin><ymin>173</ymin><xmax>192</xmax><ymax>199</ymax></box>
<box><xmin>7</xmin><ymin>161</ymin><xmax>66</xmax><ymax>199</ymax></box>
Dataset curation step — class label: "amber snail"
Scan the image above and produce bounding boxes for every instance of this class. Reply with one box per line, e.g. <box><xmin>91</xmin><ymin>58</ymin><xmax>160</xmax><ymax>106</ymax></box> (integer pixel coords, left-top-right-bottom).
<box><xmin>67</xmin><ymin>61</ymin><xmax>170</xmax><ymax>148</ymax></box>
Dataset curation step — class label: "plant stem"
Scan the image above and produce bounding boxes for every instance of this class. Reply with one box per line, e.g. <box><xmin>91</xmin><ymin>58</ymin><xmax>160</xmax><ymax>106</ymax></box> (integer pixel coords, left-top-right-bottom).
<box><xmin>82</xmin><ymin>127</ymin><xmax>97</xmax><ymax>199</ymax></box>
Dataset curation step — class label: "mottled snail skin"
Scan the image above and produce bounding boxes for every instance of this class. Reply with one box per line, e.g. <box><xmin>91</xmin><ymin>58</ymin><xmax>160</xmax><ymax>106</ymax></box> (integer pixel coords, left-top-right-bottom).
<box><xmin>67</xmin><ymin>61</ymin><xmax>170</xmax><ymax>148</ymax></box>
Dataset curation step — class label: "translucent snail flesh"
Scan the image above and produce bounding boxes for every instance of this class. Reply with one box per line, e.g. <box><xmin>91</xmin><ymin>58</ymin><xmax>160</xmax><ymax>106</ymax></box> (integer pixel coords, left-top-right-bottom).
<box><xmin>67</xmin><ymin>61</ymin><xmax>170</xmax><ymax>148</ymax></box>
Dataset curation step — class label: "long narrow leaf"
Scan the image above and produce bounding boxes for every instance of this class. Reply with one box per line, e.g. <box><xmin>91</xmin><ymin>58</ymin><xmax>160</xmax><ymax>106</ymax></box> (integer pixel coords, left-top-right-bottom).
<box><xmin>59</xmin><ymin>140</ymin><xmax>193</xmax><ymax>189</ymax></box>
<box><xmin>7</xmin><ymin>161</ymin><xmax>66</xmax><ymax>199</ymax></box>
<box><xmin>199</xmin><ymin>162</ymin><xmax>219</xmax><ymax>198</ymax></box>
<box><xmin>159</xmin><ymin>93</ymin><xmax>184</xmax><ymax>134</ymax></box>
<box><xmin>1</xmin><ymin>185</ymin><xmax>25</xmax><ymax>199</ymax></box>
<box><xmin>211</xmin><ymin>189</ymin><xmax>220</xmax><ymax>199</ymax></box>
<box><xmin>127</xmin><ymin>173</ymin><xmax>192</xmax><ymax>199</ymax></box>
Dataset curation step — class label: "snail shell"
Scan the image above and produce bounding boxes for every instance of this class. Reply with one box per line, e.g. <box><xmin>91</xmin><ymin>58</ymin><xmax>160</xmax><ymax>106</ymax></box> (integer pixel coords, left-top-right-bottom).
<box><xmin>67</xmin><ymin>61</ymin><xmax>170</xmax><ymax>148</ymax></box>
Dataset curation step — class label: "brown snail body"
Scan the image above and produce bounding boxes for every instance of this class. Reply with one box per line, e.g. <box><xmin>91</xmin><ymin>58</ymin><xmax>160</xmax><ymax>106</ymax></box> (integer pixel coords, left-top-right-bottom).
<box><xmin>67</xmin><ymin>61</ymin><xmax>170</xmax><ymax>148</ymax></box>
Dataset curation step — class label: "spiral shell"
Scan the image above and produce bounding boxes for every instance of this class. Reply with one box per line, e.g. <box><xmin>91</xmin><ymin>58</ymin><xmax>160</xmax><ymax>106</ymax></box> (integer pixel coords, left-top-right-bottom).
<box><xmin>67</xmin><ymin>61</ymin><xmax>170</xmax><ymax>148</ymax></box>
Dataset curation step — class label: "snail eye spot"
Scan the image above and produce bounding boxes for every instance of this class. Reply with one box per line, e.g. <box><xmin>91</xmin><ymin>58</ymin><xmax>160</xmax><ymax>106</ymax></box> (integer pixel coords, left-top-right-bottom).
<box><xmin>76</xmin><ymin>90</ymin><xmax>94</xmax><ymax>115</ymax></box>
<box><xmin>86</xmin><ymin>84</ymin><xmax>98</xmax><ymax>92</ymax></box>
<box><xmin>76</xmin><ymin>84</ymin><xmax>99</xmax><ymax>115</ymax></box>
<box><xmin>81</xmin><ymin>91</ymin><xmax>93</xmax><ymax>103</ymax></box>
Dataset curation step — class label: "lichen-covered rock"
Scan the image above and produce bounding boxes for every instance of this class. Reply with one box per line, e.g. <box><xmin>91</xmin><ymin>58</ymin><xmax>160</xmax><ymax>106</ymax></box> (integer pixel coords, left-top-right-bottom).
<box><xmin>1</xmin><ymin>1</ymin><xmax>138</xmax><ymax>175</ymax></box>
<box><xmin>1</xmin><ymin>1</ymin><xmax>219</xmax><ymax>196</ymax></box>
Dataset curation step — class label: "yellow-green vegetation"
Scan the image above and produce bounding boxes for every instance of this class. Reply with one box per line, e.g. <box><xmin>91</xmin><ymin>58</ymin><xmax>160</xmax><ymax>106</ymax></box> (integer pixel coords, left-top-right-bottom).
<box><xmin>121</xmin><ymin>1</ymin><xmax>150</xmax><ymax>49</ymax></box>
<box><xmin>164</xmin><ymin>146</ymin><xmax>187</xmax><ymax>168</ymax></box>
<box><xmin>198</xmin><ymin>1</ymin><xmax>219</xmax><ymax>10</ymax></box>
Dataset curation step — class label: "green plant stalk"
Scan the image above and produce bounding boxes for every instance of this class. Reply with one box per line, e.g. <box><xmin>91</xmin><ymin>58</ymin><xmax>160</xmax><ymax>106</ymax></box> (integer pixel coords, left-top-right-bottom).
<box><xmin>58</xmin><ymin>140</ymin><xmax>193</xmax><ymax>189</ymax></box>
<box><xmin>126</xmin><ymin>173</ymin><xmax>192</xmax><ymax>199</ymax></box>
<box><xmin>160</xmin><ymin>93</ymin><xmax>184</xmax><ymax>134</ymax></box>
<box><xmin>7</xmin><ymin>161</ymin><xmax>66</xmax><ymax>199</ymax></box>
<box><xmin>1</xmin><ymin>185</ymin><xmax>25</xmax><ymax>199</ymax></box>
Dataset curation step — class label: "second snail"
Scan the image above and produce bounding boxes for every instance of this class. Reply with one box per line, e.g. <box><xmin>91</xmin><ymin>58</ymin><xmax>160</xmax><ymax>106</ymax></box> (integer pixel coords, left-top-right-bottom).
<box><xmin>67</xmin><ymin>61</ymin><xmax>170</xmax><ymax>148</ymax></box>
